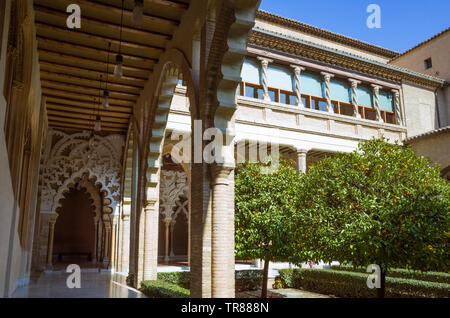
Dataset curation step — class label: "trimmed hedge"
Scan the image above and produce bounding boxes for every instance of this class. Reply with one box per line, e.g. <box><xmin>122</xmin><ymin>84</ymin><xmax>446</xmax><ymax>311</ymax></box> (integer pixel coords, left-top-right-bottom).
<box><xmin>277</xmin><ymin>268</ymin><xmax>450</xmax><ymax>298</ymax></box>
<box><xmin>156</xmin><ymin>269</ymin><xmax>263</xmax><ymax>292</ymax></box>
<box><xmin>235</xmin><ymin>269</ymin><xmax>263</xmax><ymax>292</ymax></box>
<box><xmin>157</xmin><ymin>271</ymin><xmax>190</xmax><ymax>289</ymax></box>
<box><xmin>140</xmin><ymin>280</ymin><xmax>190</xmax><ymax>298</ymax></box>
<box><xmin>330</xmin><ymin>265</ymin><xmax>450</xmax><ymax>284</ymax></box>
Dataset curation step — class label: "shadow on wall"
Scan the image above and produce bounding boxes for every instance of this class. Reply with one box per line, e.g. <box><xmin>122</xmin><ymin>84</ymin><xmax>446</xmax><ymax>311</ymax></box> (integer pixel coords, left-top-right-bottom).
<box><xmin>53</xmin><ymin>188</ymin><xmax>96</xmax><ymax>264</ymax></box>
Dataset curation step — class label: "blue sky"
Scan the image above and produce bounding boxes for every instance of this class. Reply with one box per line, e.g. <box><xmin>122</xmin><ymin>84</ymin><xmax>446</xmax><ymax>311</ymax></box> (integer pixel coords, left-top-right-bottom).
<box><xmin>259</xmin><ymin>0</ymin><xmax>450</xmax><ymax>53</ymax></box>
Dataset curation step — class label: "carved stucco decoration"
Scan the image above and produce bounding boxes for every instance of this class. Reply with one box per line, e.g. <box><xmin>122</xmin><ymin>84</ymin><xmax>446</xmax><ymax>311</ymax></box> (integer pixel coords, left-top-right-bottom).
<box><xmin>41</xmin><ymin>130</ymin><xmax>124</xmax><ymax>214</ymax></box>
<box><xmin>159</xmin><ymin>170</ymin><xmax>188</xmax><ymax>223</ymax></box>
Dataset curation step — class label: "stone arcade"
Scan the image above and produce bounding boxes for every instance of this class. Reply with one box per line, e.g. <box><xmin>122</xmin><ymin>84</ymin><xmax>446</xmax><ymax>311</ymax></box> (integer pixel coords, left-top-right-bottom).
<box><xmin>0</xmin><ymin>1</ymin><xmax>448</xmax><ymax>298</ymax></box>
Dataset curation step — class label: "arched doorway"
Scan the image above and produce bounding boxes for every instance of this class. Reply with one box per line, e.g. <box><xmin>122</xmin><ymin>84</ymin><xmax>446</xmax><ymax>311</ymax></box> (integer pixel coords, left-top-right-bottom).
<box><xmin>158</xmin><ymin>154</ymin><xmax>189</xmax><ymax>265</ymax></box>
<box><xmin>53</xmin><ymin>187</ymin><xmax>96</xmax><ymax>269</ymax></box>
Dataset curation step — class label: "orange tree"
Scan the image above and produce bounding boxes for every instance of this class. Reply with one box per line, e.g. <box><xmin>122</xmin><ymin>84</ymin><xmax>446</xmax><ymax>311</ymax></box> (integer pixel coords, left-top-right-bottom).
<box><xmin>235</xmin><ymin>160</ymin><xmax>307</xmax><ymax>298</ymax></box>
<box><xmin>293</xmin><ymin>138</ymin><xmax>450</xmax><ymax>297</ymax></box>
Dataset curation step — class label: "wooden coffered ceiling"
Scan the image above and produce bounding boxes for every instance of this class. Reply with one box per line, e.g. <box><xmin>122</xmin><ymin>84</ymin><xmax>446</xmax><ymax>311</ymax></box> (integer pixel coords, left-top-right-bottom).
<box><xmin>33</xmin><ymin>0</ymin><xmax>190</xmax><ymax>133</ymax></box>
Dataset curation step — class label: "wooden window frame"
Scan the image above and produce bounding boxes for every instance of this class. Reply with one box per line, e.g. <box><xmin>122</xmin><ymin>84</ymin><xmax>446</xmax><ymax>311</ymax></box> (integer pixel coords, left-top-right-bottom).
<box><xmin>239</xmin><ymin>82</ymin><xmax>398</xmax><ymax>125</ymax></box>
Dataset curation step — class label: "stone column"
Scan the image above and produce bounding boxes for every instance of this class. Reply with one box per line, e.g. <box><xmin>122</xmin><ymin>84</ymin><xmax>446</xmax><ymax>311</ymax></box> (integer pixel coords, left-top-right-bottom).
<box><xmin>170</xmin><ymin>220</ymin><xmax>176</xmax><ymax>258</ymax></box>
<box><xmin>321</xmin><ymin>72</ymin><xmax>335</xmax><ymax>113</ymax></box>
<box><xmin>93</xmin><ymin>220</ymin><xmax>98</xmax><ymax>263</ymax></box>
<box><xmin>371</xmin><ymin>84</ymin><xmax>384</xmax><ymax>123</ymax></box>
<box><xmin>143</xmin><ymin>199</ymin><xmax>158</xmax><ymax>281</ymax></box>
<box><xmin>348</xmin><ymin>79</ymin><xmax>362</xmax><ymax>118</ymax></box>
<box><xmin>296</xmin><ymin>149</ymin><xmax>308</xmax><ymax>174</ymax></box>
<box><xmin>211</xmin><ymin>165</ymin><xmax>235</xmax><ymax>298</ymax></box>
<box><xmin>257</xmin><ymin>57</ymin><xmax>273</xmax><ymax>101</ymax></box>
<box><xmin>121</xmin><ymin>213</ymin><xmax>130</xmax><ymax>273</ymax></box>
<box><xmin>290</xmin><ymin>65</ymin><xmax>305</xmax><ymax>107</ymax></box>
<box><xmin>391</xmin><ymin>89</ymin><xmax>402</xmax><ymax>125</ymax></box>
<box><xmin>46</xmin><ymin>214</ymin><xmax>58</xmax><ymax>270</ymax></box>
<box><xmin>164</xmin><ymin>218</ymin><xmax>171</xmax><ymax>263</ymax></box>
<box><xmin>102</xmin><ymin>219</ymin><xmax>111</xmax><ymax>269</ymax></box>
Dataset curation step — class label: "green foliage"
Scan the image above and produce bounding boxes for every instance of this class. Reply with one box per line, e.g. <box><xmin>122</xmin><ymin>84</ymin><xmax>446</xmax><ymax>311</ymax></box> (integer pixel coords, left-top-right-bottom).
<box><xmin>235</xmin><ymin>269</ymin><xmax>263</xmax><ymax>292</ymax></box>
<box><xmin>278</xmin><ymin>268</ymin><xmax>450</xmax><ymax>298</ymax></box>
<box><xmin>153</xmin><ymin>270</ymin><xmax>264</xmax><ymax>292</ymax></box>
<box><xmin>157</xmin><ymin>271</ymin><xmax>190</xmax><ymax>289</ymax></box>
<box><xmin>330</xmin><ymin>265</ymin><xmax>450</xmax><ymax>284</ymax></box>
<box><xmin>235</xmin><ymin>160</ymin><xmax>307</xmax><ymax>263</ymax></box>
<box><xmin>140</xmin><ymin>280</ymin><xmax>190</xmax><ymax>298</ymax></box>
<box><xmin>292</xmin><ymin>138</ymin><xmax>450</xmax><ymax>273</ymax></box>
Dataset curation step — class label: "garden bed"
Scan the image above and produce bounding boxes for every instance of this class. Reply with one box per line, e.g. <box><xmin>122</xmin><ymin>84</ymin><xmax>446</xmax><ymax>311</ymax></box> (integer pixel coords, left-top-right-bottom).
<box><xmin>275</xmin><ymin>268</ymin><xmax>450</xmax><ymax>298</ymax></box>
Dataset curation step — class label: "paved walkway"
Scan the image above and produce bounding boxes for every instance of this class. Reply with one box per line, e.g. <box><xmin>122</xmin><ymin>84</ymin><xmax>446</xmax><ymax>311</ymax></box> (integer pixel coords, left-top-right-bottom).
<box><xmin>238</xmin><ymin>288</ymin><xmax>332</xmax><ymax>298</ymax></box>
<box><xmin>11</xmin><ymin>270</ymin><xmax>146</xmax><ymax>298</ymax></box>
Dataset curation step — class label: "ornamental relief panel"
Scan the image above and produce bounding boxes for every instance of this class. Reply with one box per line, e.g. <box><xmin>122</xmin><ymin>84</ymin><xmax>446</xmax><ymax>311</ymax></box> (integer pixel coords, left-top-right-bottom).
<box><xmin>159</xmin><ymin>170</ymin><xmax>188</xmax><ymax>223</ymax></box>
<box><xmin>40</xmin><ymin>129</ymin><xmax>124</xmax><ymax>214</ymax></box>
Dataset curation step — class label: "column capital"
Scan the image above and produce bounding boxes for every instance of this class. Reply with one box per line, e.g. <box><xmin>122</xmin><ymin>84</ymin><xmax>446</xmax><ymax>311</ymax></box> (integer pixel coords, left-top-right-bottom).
<box><xmin>296</xmin><ymin>149</ymin><xmax>308</xmax><ymax>155</ymax></box>
<box><xmin>164</xmin><ymin>217</ymin><xmax>172</xmax><ymax>225</ymax></box>
<box><xmin>348</xmin><ymin>78</ymin><xmax>361</xmax><ymax>86</ymax></box>
<box><xmin>391</xmin><ymin>88</ymin><xmax>400</xmax><ymax>95</ymax></box>
<box><xmin>211</xmin><ymin>164</ymin><xmax>233</xmax><ymax>186</ymax></box>
<box><xmin>370</xmin><ymin>83</ymin><xmax>382</xmax><ymax>91</ymax></box>
<box><xmin>257</xmin><ymin>56</ymin><xmax>273</xmax><ymax>65</ymax></box>
<box><xmin>290</xmin><ymin>64</ymin><xmax>305</xmax><ymax>73</ymax></box>
<box><xmin>145</xmin><ymin>199</ymin><xmax>157</xmax><ymax>208</ymax></box>
<box><xmin>320</xmin><ymin>72</ymin><xmax>334</xmax><ymax>80</ymax></box>
<box><xmin>48</xmin><ymin>213</ymin><xmax>59</xmax><ymax>226</ymax></box>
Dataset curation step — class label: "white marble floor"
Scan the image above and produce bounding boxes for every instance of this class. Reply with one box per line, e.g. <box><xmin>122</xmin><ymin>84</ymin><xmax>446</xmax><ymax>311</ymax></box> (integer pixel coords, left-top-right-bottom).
<box><xmin>11</xmin><ymin>270</ymin><xmax>146</xmax><ymax>298</ymax></box>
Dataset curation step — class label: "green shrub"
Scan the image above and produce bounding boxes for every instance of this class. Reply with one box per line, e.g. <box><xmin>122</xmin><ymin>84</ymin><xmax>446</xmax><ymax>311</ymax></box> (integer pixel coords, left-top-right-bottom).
<box><xmin>330</xmin><ymin>265</ymin><xmax>450</xmax><ymax>284</ymax></box>
<box><xmin>278</xmin><ymin>268</ymin><xmax>450</xmax><ymax>298</ymax></box>
<box><xmin>140</xmin><ymin>280</ymin><xmax>190</xmax><ymax>298</ymax></box>
<box><xmin>154</xmin><ymin>269</ymin><xmax>263</xmax><ymax>292</ymax></box>
<box><xmin>157</xmin><ymin>271</ymin><xmax>190</xmax><ymax>289</ymax></box>
<box><xmin>235</xmin><ymin>269</ymin><xmax>263</xmax><ymax>292</ymax></box>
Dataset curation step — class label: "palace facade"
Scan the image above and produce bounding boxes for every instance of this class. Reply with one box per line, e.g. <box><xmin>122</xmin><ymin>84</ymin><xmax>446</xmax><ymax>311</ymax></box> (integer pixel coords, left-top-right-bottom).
<box><xmin>0</xmin><ymin>1</ymin><xmax>448</xmax><ymax>298</ymax></box>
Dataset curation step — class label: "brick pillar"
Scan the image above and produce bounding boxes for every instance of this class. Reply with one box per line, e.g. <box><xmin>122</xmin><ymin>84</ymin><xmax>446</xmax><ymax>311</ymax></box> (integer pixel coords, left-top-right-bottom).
<box><xmin>120</xmin><ymin>213</ymin><xmax>130</xmax><ymax>273</ymax></box>
<box><xmin>190</xmin><ymin>162</ymin><xmax>212</xmax><ymax>298</ymax></box>
<box><xmin>143</xmin><ymin>199</ymin><xmax>158</xmax><ymax>281</ymax></box>
<box><xmin>211</xmin><ymin>165</ymin><xmax>235</xmax><ymax>298</ymax></box>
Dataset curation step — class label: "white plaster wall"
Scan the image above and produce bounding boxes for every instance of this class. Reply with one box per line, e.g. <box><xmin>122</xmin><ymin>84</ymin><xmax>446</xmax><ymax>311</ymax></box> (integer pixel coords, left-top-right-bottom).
<box><xmin>402</xmin><ymin>83</ymin><xmax>438</xmax><ymax>137</ymax></box>
<box><xmin>0</xmin><ymin>0</ymin><xmax>44</xmax><ymax>296</ymax></box>
<box><xmin>0</xmin><ymin>0</ymin><xmax>14</xmax><ymax>298</ymax></box>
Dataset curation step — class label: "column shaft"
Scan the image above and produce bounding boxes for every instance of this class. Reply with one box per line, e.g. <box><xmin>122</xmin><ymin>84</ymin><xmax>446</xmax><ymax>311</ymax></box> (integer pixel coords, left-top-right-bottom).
<box><xmin>291</xmin><ymin>65</ymin><xmax>305</xmax><ymax>107</ymax></box>
<box><xmin>121</xmin><ymin>215</ymin><xmax>130</xmax><ymax>273</ymax></box>
<box><xmin>143</xmin><ymin>200</ymin><xmax>158</xmax><ymax>281</ymax></box>
<box><xmin>321</xmin><ymin>72</ymin><xmax>334</xmax><ymax>113</ymax></box>
<box><xmin>257</xmin><ymin>57</ymin><xmax>273</xmax><ymax>102</ymax></box>
<box><xmin>296</xmin><ymin>150</ymin><xmax>307</xmax><ymax>174</ymax></box>
<box><xmin>348</xmin><ymin>79</ymin><xmax>362</xmax><ymax>118</ymax></box>
<box><xmin>211</xmin><ymin>165</ymin><xmax>235</xmax><ymax>298</ymax></box>
<box><xmin>371</xmin><ymin>84</ymin><xmax>384</xmax><ymax>122</ymax></box>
